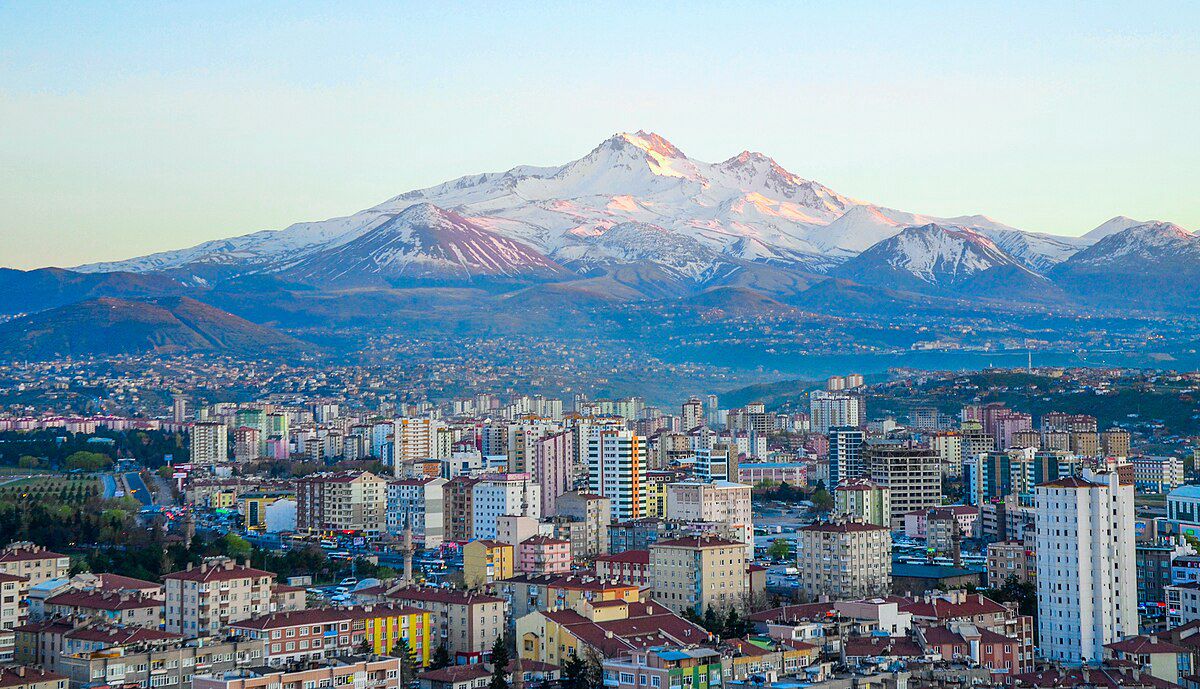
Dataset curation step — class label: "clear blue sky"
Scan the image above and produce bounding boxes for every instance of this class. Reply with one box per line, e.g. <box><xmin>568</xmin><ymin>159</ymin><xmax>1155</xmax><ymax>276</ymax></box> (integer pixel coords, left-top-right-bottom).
<box><xmin>1</xmin><ymin>1</ymin><xmax>1197</xmax><ymax>269</ymax></box>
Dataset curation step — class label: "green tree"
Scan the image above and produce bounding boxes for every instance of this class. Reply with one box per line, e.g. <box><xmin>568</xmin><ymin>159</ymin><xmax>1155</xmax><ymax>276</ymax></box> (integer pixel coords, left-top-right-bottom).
<box><xmin>64</xmin><ymin>451</ymin><xmax>113</xmax><ymax>471</ymax></box>
<box><xmin>561</xmin><ymin>654</ymin><xmax>588</xmax><ymax>689</ymax></box>
<box><xmin>702</xmin><ymin>605</ymin><xmax>721</xmax><ymax>633</ymax></box>
<box><xmin>767</xmin><ymin>538</ymin><xmax>791</xmax><ymax>561</ymax></box>
<box><xmin>220</xmin><ymin>532</ymin><xmax>252</xmax><ymax>560</ymax></box>
<box><xmin>810</xmin><ymin>487</ymin><xmax>834</xmax><ymax>512</ymax></box>
<box><xmin>17</xmin><ymin>456</ymin><xmax>39</xmax><ymax>469</ymax></box>
<box><xmin>392</xmin><ymin>637</ymin><xmax>418</xmax><ymax>685</ymax></box>
<box><xmin>488</xmin><ymin>635</ymin><xmax>510</xmax><ymax>689</ymax></box>
<box><xmin>430</xmin><ymin>643</ymin><xmax>452</xmax><ymax>671</ymax></box>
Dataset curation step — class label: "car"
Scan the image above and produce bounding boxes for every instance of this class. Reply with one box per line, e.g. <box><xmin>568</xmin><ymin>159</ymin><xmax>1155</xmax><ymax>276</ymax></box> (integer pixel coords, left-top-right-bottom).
<box><xmin>339</xmin><ymin>577</ymin><xmax>358</xmax><ymax>587</ymax></box>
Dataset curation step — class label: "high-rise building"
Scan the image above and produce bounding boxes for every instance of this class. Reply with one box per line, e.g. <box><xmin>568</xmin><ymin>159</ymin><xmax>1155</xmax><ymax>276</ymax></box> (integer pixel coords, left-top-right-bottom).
<box><xmin>172</xmin><ymin>395</ymin><xmax>189</xmax><ymax>423</ymax></box>
<box><xmin>867</xmin><ymin>441</ymin><xmax>940</xmax><ymax>529</ymax></box>
<box><xmin>1101</xmin><ymin>428</ymin><xmax>1132</xmax><ymax>458</ymax></box>
<box><xmin>587</xmin><ymin>428</ymin><xmax>646</xmax><ymax>521</ymax></box>
<box><xmin>163</xmin><ymin>559</ymin><xmax>274</xmax><ymax>635</ymax></box>
<box><xmin>295</xmin><ymin>471</ymin><xmax>388</xmax><ymax>536</ymax></box>
<box><xmin>386</xmin><ymin>476</ymin><xmax>448</xmax><ymax>548</ymax></box>
<box><xmin>834</xmin><ymin>478</ymin><xmax>891</xmax><ymax>528</ymax></box>
<box><xmin>828</xmin><ymin>426</ymin><xmax>864</xmax><ymax>489</ymax></box>
<box><xmin>930</xmin><ymin>431</ymin><xmax>963</xmax><ymax>478</ymax></box>
<box><xmin>810</xmin><ymin>390</ymin><xmax>864</xmax><ymax>434</ymax></box>
<box><xmin>555</xmin><ymin>492</ymin><xmax>611</xmax><ymax>557</ymax></box>
<box><xmin>471</xmin><ymin>473</ymin><xmax>540</xmax><ymax>540</ymax></box>
<box><xmin>796</xmin><ymin>520</ymin><xmax>891</xmax><ymax>600</ymax></box>
<box><xmin>1035</xmin><ymin>470</ymin><xmax>1136</xmax><ymax>665</ymax></box>
<box><xmin>533</xmin><ymin>429</ymin><xmax>574</xmax><ymax>516</ymax></box>
<box><xmin>650</xmin><ymin>536</ymin><xmax>747</xmax><ymax>614</ymax></box>
<box><xmin>444</xmin><ymin>475</ymin><xmax>481</xmax><ymax>542</ymax></box>
<box><xmin>393</xmin><ymin>418</ymin><xmax>440</xmax><ymax>472</ymax></box>
<box><xmin>665</xmin><ymin>481</ymin><xmax>753</xmax><ymax>552</ymax></box>
<box><xmin>681</xmin><ymin>397</ymin><xmax>704</xmax><ymax>431</ymax></box>
<box><xmin>190</xmin><ymin>422</ymin><xmax>228</xmax><ymax>465</ymax></box>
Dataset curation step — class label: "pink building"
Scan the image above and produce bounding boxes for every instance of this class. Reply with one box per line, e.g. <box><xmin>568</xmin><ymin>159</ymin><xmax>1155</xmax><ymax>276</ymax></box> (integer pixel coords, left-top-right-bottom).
<box><xmin>594</xmin><ymin>549</ymin><xmax>650</xmax><ymax>587</ymax></box>
<box><xmin>993</xmin><ymin>412</ymin><xmax>1033</xmax><ymax>450</ymax></box>
<box><xmin>518</xmin><ymin>535</ymin><xmax>571</xmax><ymax>575</ymax></box>
<box><xmin>535</xmin><ymin>430</ymin><xmax>574</xmax><ymax>516</ymax></box>
<box><xmin>904</xmin><ymin>505</ymin><xmax>979</xmax><ymax>540</ymax></box>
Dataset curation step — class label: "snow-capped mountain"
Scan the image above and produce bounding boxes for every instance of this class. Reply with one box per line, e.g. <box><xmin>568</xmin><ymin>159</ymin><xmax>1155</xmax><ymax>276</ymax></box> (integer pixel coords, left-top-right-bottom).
<box><xmin>1049</xmin><ymin>221</ymin><xmax>1200</xmax><ymax>311</ymax></box>
<box><xmin>1081</xmin><ymin>216</ymin><xmax>1148</xmax><ymax>242</ymax></box>
<box><xmin>278</xmin><ymin>203</ymin><xmax>566</xmax><ymax>286</ymax></box>
<box><xmin>75</xmin><ymin>131</ymin><xmax>1092</xmax><ymax>283</ymax></box>
<box><xmin>832</xmin><ymin>223</ymin><xmax>1050</xmax><ymax>296</ymax></box>
<box><xmin>1065</xmin><ymin>221</ymin><xmax>1199</xmax><ymax>266</ymax></box>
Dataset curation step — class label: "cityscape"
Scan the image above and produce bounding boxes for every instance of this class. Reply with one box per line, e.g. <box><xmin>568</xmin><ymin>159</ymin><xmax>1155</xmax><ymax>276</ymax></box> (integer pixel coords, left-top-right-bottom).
<box><xmin>2</xmin><ymin>4</ymin><xmax>1199</xmax><ymax>689</ymax></box>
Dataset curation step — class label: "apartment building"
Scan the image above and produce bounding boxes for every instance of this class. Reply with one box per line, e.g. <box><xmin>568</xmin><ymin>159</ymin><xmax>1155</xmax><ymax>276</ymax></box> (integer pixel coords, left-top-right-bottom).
<box><xmin>1130</xmin><ymin>456</ymin><xmax>1185</xmax><ymax>494</ymax></box>
<box><xmin>52</xmin><ymin>633</ymin><xmax>266</xmax><ymax>689</ymax></box>
<box><xmin>443</xmin><ymin>476</ymin><xmax>480</xmax><ymax>543</ymax></box>
<box><xmin>0</xmin><ymin>544</ymin><xmax>69</xmax><ymax>586</ymax></box>
<box><xmin>665</xmin><ymin>481</ymin><xmax>753</xmax><ymax>553</ymax></box>
<box><xmin>162</xmin><ymin>559</ymin><xmax>275</xmax><ymax>635</ymax></box>
<box><xmin>594</xmin><ymin>550</ymin><xmax>651</xmax><ymax>588</ymax></box>
<box><xmin>554</xmin><ymin>492</ymin><xmax>610</xmax><ymax>558</ymax></box>
<box><xmin>517</xmin><ymin>536</ymin><xmax>571</xmax><ymax>576</ymax></box>
<box><xmin>190</xmin><ymin>422</ymin><xmax>228</xmax><ymax>465</ymax></box>
<box><xmin>0</xmin><ymin>668</ymin><xmax>65</xmax><ymax>689</ymax></box>
<box><xmin>650</xmin><ymin>536</ymin><xmax>748</xmax><ymax>615</ymax></box>
<box><xmin>586</xmin><ymin>428</ymin><xmax>646</xmax><ymax>522</ymax></box>
<box><xmin>866</xmin><ymin>441</ymin><xmax>941</xmax><ymax>529</ymax></box>
<box><xmin>231</xmin><ymin>605</ymin><xmax>431</xmax><ymax>667</ymax></box>
<box><xmin>834</xmin><ymin>478</ymin><xmax>890</xmax><ymax>528</ymax></box>
<box><xmin>471</xmin><ymin>473</ymin><xmax>540</xmax><ymax>541</ymax></box>
<box><xmin>1035</xmin><ymin>470</ymin><xmax>1137</xmax><ymax>665</ymax></box>
<box><xmin>496</xmin><ymin>573</ymin><xmax>640</xmax><ymax>623</ymax></box>
<box><xmin>601</xmin><ymin>648</ymin><xmax>723</xmax><ymax>689</ymax></box>
<box><xmin>43</xmin><ymin>590</ymin><xmax>163</xmax><ymax>628</ymax></box>
<box><xmin>193</xmin><ymin>657</ymin><xmax>403</xmax><ymax>689</ymax></box>
<box><xmin>296</xmin><ymin>471</ymin><xmax>388</xmax><ymax>537</ymax></box>
<box><xmin>986</xmin><ymin>540</ymin><xmax>1034</xmax><ymax>586</ymax></box>
<box><xmin>462</xmin><ymin>540</ymin><xmax>515</xmax><ymax>590</ymax></box>
<box><xmin>796</xmin><ymin>520</ymin><xmax>891</xmax><ymax>600</ymax></box>
<box><xmin>383</xmin><ymin>588</ymin><xmax>506</xmax><ymax>658</ymax></box>
<box><xmin>386</xmin><ymin>477</ymin><xmax>447</xmax><ymax>547</ymax></box>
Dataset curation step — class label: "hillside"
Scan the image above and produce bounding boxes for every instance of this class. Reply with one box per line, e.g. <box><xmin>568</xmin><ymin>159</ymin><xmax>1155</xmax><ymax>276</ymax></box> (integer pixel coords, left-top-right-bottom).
<box><xmin>0</xmin><ymin>297</ymin><xmax>308</xmax><ymax>358</ymax></box>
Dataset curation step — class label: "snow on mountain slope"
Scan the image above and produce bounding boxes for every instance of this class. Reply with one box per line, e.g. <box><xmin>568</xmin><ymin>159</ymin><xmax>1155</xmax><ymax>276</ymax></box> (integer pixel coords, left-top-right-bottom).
<box><xmin>1064</xmin><ymin>221</ymin><xmax>1200</xmax><ymax>266</ymax></box>
<box><xmin>552</xmin><ymin>221</ymin><xmax>728</xmax><ymax>282</ymax></box>
<box><xmin>1081</xmin><ymin>216</ymin><xmax>1149</xmax><ymax>242</ymax></box>
<box><xmin>75</xmin><ymin>130</ymin><xmax>1090</xmax><ymax>282</ymax></box>
<box><xmin>279</xmin><ymin>203</ymin><xmax>566</xmax><ymax>286</ymax></box>
<box><xmin>834</xmin><ymin>223</ymin><xmax>1040</xmax><ymax>290</ymax></box>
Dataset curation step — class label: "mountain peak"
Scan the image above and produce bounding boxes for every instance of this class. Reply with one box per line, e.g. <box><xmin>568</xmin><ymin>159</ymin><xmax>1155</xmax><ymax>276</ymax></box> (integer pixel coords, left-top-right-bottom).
<box><xmin>612</xmin><ymin>130</ymin><xmax>685</xmax><ymax>159</ymax></box>
<box><xmin>1082</xmin><ymin>215</ymin><xmax>1147</xmax><ymax>242</ymax></box>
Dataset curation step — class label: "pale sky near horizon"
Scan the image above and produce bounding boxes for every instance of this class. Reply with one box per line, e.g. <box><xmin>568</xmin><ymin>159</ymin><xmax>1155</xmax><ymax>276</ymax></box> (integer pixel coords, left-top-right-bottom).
<box><xmin>1</xmin><ymin>2</ymin><xmax>1197</xmax><ymax>269</ymax></box>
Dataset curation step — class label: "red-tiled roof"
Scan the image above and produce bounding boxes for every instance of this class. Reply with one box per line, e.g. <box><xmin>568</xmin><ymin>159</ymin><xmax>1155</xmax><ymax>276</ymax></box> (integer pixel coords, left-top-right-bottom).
<box><xmin>1037</xmin><ymin>476</ymin><xmax>1099</xmax><ymax>489</ymax></box>
<box><xmin>92</xmin><ymin>573</ymin><xmax>161</xmax><ymax>592</ymax></box>
<box><xmin>64</xmin><ymin>625</ymin><xmax>181</xmax><ymax>645</ymax></box>
<box><xmin>595</xmin><ymin>550</ymin><xmax>650</xmax><ymax>565</ymax></box>
<box><xmin>844</xmin><ymin>636</ymin><xmax>923</xmax><ymax>658</ymax></box>
<box><xmin>0</xmin><ymin>667</ymin><xmax>67</xmax><ymax>688</ymax></box>
<box><xmin>415</xmin><ymin>665</ymin><xmax>491</xmax><ymax>683</ymax></box>
<box><xmin>1105</xmin><ymin>635</ymin><xmax>1189</xmax><ymax>655</ymax></box>
<box><xmin>387</xmin><ymin>586</ymin><xmax>504</xmax><ymax>606</ymax></box>
<box><xmin>896</xmin><ymin>594</ymin><xmax>1007</xmax><ymax>620</ymax></box>
<box><xmin>46</xmin><ymin>589</ymin><xmax>162</xmax><ymax>611</ymax></box>
<box><xmin>162</xmin><ymin>561</ymin><xmax>274</xmax><ymax>583</ymax></box>
<box><xmin>651</xmin><ymin>536</ymin><xmax>743</xmax><ymax>548</ymax></box>
<box><xmin>230</xmin><ymin>608</ymin><xmax>351</xmax><ymax>630</ymax></box>
<box><xmin>0</xmin><ymin>546</ymin><xmax>66</xmax><ymax>563</ymax></box>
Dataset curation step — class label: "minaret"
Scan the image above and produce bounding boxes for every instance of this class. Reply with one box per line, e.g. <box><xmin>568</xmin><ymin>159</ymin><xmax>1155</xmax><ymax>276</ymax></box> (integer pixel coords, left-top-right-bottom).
<box><xmin>402</xmin><ymin>521</ymin><xmax>414</xmax><ymax>585</ymax></box>
<box><xmin>184</xmin><ymin>510</ymin><xmax>196</xmax><ymax>549</ymax></box>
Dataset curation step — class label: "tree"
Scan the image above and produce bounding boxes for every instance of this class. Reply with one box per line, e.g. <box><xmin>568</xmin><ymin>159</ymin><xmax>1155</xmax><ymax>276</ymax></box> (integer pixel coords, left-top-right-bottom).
<box><xmin>430</xmin><ymin>642</ymin><xmax>452</xmax><ymax>671</ymax></box>
<box><xmin>392</xmin><ymin>637</ymin><xmax>418</xmax><ymax>686</ymax></box>
<box><xmin>767</xmin><ymin>538</ymin><xmax>791</xmax><ymax>561</ymax></box>
<box><xmin>810</xmin><ymin>487</ymin><xmax>834</xmax><ymax>512</ymax></box>
<box><xmin>17</xmin><ymin>456</ymin><xmax>39</xmax><ymax>469</ymax></box>
<box><xmin>488</xmin><ymin>635</ymin><xmax>510</xmax><ymax>689</ymax></box>
<box><xmin>702</xmin><ymin>605</ymin><xmax>721</xmax><ymax>634</ymax></box>
<box><xmin>63</xmin><ymin>451</ymin><xmax>113</xmax><ymax>472</ymax></box>
<box><xmin>220</xmin><ymin>532</ymin><xmax>252</xmax><ymax>560</ymax></box>
<box><xmin>561</xmin><ymin>654</ymin><xmax>588</xmax><ymax>689</ymax></box>
<box><xmin>722</xmin><ymin>607</ymin><xmax>752</xmax><ymax>639</ymax></box>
